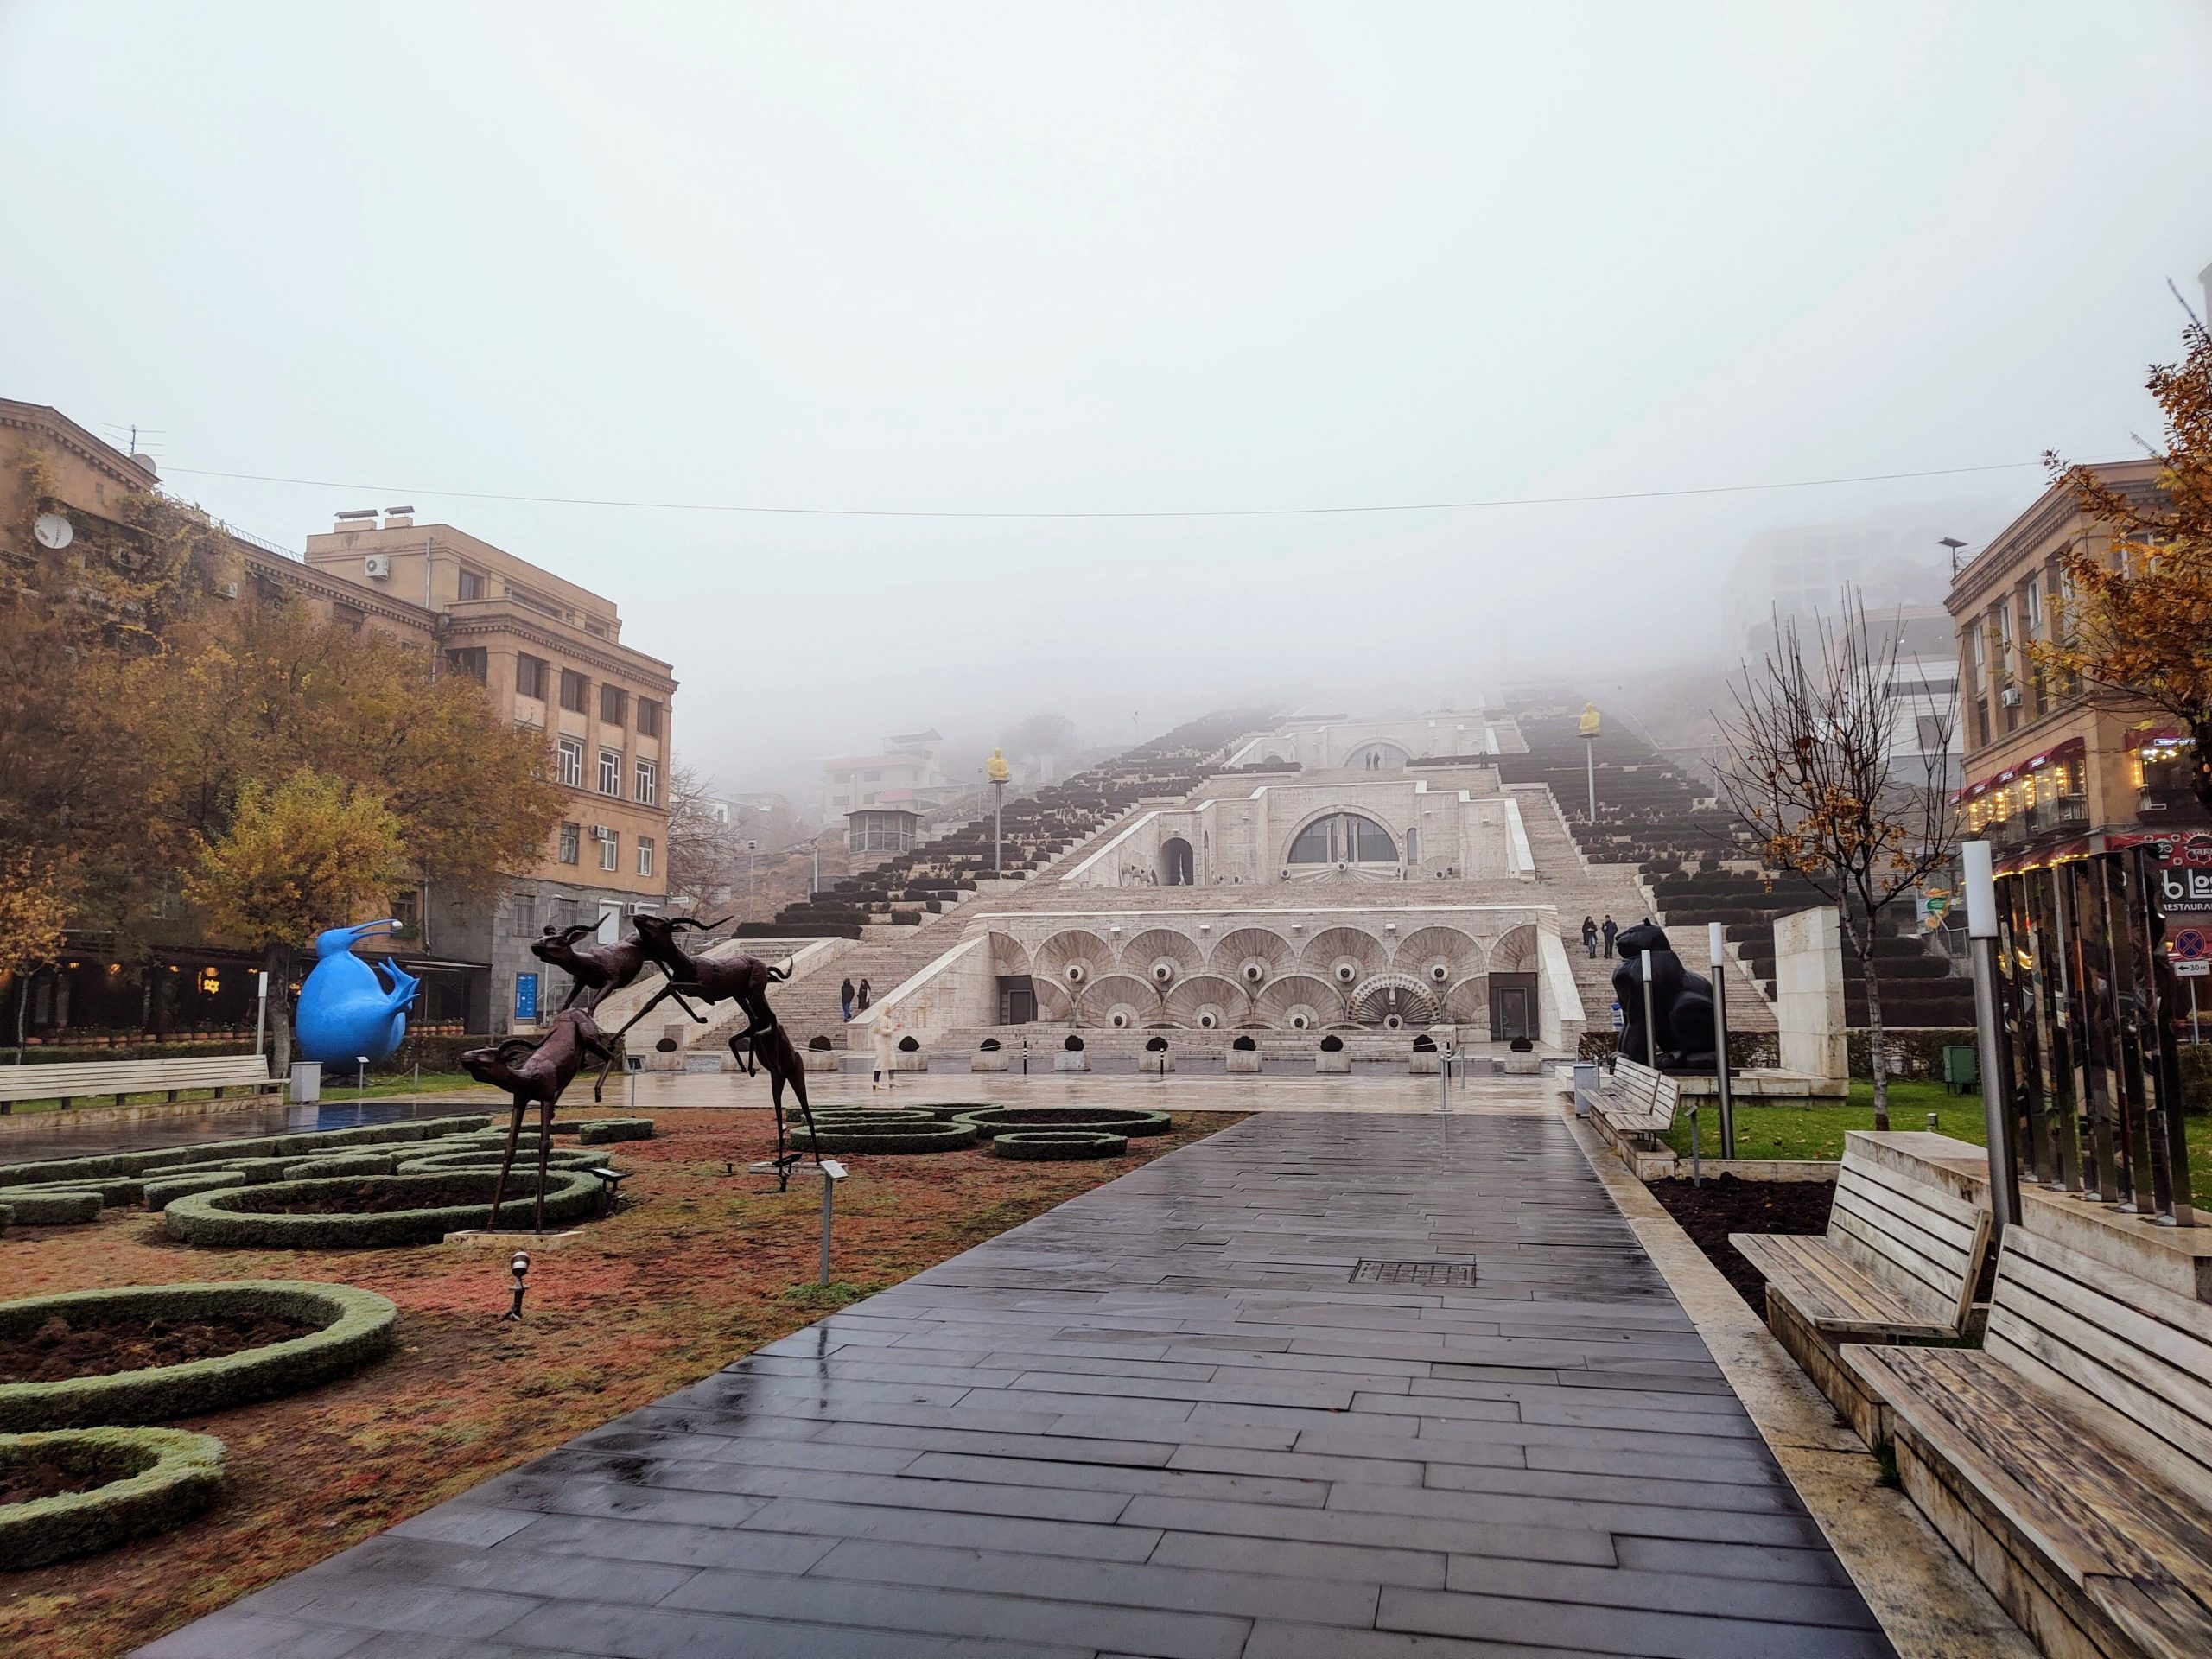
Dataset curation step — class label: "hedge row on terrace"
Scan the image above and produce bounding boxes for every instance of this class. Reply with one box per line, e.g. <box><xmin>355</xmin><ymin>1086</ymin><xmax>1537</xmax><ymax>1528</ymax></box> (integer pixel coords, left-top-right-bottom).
<box><xmin>163</xmin><ymin>1170</ymin><xmax>604</xmax><ymax>1249</ymax></box>
<box><xmin>0</xmin><ymin>1427</ymin><xmax>226</xmax><ymax>1570</ymax></box>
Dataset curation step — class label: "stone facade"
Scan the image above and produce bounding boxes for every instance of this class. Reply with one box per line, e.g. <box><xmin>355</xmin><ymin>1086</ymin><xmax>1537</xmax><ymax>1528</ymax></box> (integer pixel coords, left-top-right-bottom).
<box><xmin>1773</xmin><ymin>906</ymin><xmax>1847</xmax><ymax>1080</ymax></box>
<box><xmin>1224</xmin><ymin>711</ymin><xmax>1504</xmax><ymax>768</ymax></box>
<box><xmin>1063</xmin><ymin>766</ymin><xmax>1533</xmax><ymax>888</ymax></box>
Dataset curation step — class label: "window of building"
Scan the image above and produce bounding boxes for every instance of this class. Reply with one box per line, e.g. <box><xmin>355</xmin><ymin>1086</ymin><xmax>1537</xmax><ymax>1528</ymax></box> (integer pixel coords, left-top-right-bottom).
<box><xmin>636</xmin><ymin>698</ymin><xmax>662</xmax><ymax>737</ymax></box>
<box><xmin>599</xmin><ymin>830</ymin><xmax>620</xmax><ymax>872</ymax></box>
<box><xmin>558</xmin><ymin>822</ymin><xmax>580</xmax><ymax>864</ymax></box>
<box><xmin>510</xmin><ymin>892</ymin><xmax>537</xmax><ymax>936</ymax></box>
<box><xmin>598</xmin><ymin>748</ymin><xmax>622</xmax><ymax>796</ymax></box>
<box><xmin>1287</xmin><ymin>812</ymin><xmax>1398</xmax><ymax>864</ymax></box>
<box><xmin>390</xmin><ymin>887</ymin><xmax>420</xmax><ymax>933</ymax></box>
<box><xmin>600</xmin><ymin>683</ymin><xmax>627</xmax><ymax>725</ymax></box>
<box><xmin>334</xmin><ymin>601</ymin><xmax>365</xmax><ymax>633</ymax></box>
<box><xmin>456</xmin><ymin>567</ymin><xmax>486</xmax><ymax>601</ymax></box>
<box><xmin>516</xmin><ymin>654</ymin><xmax>548</xmax><ymax>699</ymax></box>
<box><xmin>557</xmin><ymin>737</ymin><xmax>584</xmax><ymax>788</ymax></box>
<box><xmin>637</xmin><ymin>836</ymin><xmax>655</xmax><ymax>877</ymax></box>
<box><xmin>635</xmin><ymin>758</ymin><xmax>658</xmax><ymax>806</ymax></box>
<box><xmin>444</xmin><ymin>645</ymin><xmax>487</xmax><ymax>683</ymax></box>
<box><xmin>559</xmin><ymin>669</ymin><xmax>588</xmax><ymax>713</ymax></box>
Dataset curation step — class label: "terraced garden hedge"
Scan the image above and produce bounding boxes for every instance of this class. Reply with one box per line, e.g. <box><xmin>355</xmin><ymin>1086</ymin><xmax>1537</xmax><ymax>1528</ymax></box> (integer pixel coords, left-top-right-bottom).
<box><xmin>0</xmin><ymin>1281</ymin><xmax>397</xmax><ymax>1430</ymax></box>
<box><xmin>988</xmin><ymin>1129</ymin><xmax>1128</xmax><ymax>1160</ymax></box>
<box><xmin>0</xmin><ymin>1427</ymin><xmax>226</xmax><ymax>1569</ymax></box>
<box><xmin>791</xmin><ymin>1119</ymin><xmax>977</xmax><ymax>1154</ymax></box>
<box><xmin>0</xmin><ymin>1115</ymin><xmax>493</xmax><ymax>1189</ymax></box>
<box><xmin>163</xmin><ymin>1170</ymin><xmax>604</xmax><ymax>1249</ymax></box>
<box><xmin>953</xmin><ymin>1106</ymin><xmax>1172</xmax><ymax>1140</ymax></box>
<box><xmin>395</xmin><ymin>1148</ymin><xmax>606</xmax><ymax>1175</ymax></box>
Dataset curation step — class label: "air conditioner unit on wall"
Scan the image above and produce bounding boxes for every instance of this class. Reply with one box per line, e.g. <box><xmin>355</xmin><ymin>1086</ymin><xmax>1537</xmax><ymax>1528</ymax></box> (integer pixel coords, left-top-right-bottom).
<box><xmin>590</xmin><ymin>824</ymin><xmax>613</xmax><ymax>840</ymax></box>
<box><xmin>2000</xmin><ymin>686</ymin><xmax>2023</xmax><ymax>709</ymax></box>
<box><xmin>363</xmin><ymin>555</ymin><xmax>391</xmax><ymax>579</ymax></box>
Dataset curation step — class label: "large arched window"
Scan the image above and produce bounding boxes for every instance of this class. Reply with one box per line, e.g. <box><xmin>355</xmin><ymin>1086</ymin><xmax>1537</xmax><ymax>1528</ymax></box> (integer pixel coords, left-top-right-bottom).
<box><xmin>1288</xmin><ymin>812</ymin><xmax>1398</xmax><ymax>864</ymax></box>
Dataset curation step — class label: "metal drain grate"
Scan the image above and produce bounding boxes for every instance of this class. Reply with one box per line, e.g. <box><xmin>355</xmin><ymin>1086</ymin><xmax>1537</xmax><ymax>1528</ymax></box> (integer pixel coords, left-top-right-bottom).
<box><xmin>1350</xmin><ymin>1260</ymin><xmax>1476</xmax><ymax>1287</ymax></box>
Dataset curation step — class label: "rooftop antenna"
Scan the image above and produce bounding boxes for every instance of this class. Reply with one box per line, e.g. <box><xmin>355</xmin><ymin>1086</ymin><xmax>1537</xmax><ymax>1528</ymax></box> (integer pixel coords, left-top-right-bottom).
<box><xmin>1940</xmin><ymin>536</ymin><xmax>1968</xmax><ymax>575</ymax></box>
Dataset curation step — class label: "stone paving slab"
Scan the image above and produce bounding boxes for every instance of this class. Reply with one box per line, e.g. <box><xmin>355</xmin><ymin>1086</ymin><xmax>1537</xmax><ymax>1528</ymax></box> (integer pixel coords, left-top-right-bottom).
<box><xmin>138</xmin><ymin>1111</ymin><xmax>1894</xmax><ymax>1658</ymax></box>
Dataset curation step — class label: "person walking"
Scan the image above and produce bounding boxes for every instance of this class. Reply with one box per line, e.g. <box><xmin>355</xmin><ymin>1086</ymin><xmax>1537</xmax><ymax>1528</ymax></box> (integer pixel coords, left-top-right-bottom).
<box><xmin>1600</xmin><ymin>915</ymin><xmax>1618</xmax><ymax>956</ymax></box>
<box><xmin>840</xmin><ymin>976</ymin><xmax>855</xmax><ymax>1021</ymax></box>
<box><xmin>1580</xmin><ymin>916</ymin><xmax>1599</xmax><ymax>959</ymax></box>
<box><xmin>855</xmin><ymin>977</ymin><xmax>872</xmax><ymax>1014</ymax></box>
<box><xmin>869</xmin><ymin>1008</ymin><xmax>902</xmax><ymax>1090</ymax></box>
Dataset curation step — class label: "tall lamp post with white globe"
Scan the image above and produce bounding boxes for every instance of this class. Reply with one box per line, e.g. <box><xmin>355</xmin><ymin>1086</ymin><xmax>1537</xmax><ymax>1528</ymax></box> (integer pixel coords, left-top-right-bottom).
<box><xmin>987</xmin><ymin>747</ymin><xmax>1010</xmax><ymax>876</ymax></box>
<box><xmin>1578</xmin><ymin>702</ymin><xmax>1601</xmax><ymax>823</ymax></box>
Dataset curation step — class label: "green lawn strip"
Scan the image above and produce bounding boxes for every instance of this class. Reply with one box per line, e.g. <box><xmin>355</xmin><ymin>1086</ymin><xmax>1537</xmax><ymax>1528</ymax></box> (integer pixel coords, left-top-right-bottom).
<box><xmin>1662</xmin><ymin>1078</ymin><xmax>2212</xmax><ymax>1191</ymax></box>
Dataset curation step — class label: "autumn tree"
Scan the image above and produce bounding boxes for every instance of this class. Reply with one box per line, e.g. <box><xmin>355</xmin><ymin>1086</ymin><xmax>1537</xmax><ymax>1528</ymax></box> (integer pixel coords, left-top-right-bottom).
<box><xmin>665</xmin><ymin>761</ymin><xmax>746</xmax><ymax>911</ymax></box>
<box><xmin>186</xmin><ymin>769</ymin><xmax>410</xmax><ymax>1074</ymax></box>
<box><xmin>0</xmin><ymin>852</ymin><xmax>77</xmax><ymax>1062</ymax></box>
<box><xmin>1716</xmin><ymin>596</ymin><xmax>1958</xmax><ymax>1129</ymax></box>
<box><xmin>2031</xmin><ymin>314</ymin><xmax>2212</xmax><ymax>807</ymax></box>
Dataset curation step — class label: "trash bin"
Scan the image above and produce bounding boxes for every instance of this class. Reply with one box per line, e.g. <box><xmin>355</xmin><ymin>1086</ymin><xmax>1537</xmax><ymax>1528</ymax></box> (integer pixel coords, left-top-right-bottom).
<box><xmin>1572</xmin><ymin>1060</ymin><xmax>1598</xmax><ymax>1117</ymax></box>
<box><xmin>289</xmin><ymin>1061</ymin><xmax>321</xmax><ymax>1104</ymax></box>
<box><xmin>1942</xmin><ymin>1044</ymin><xmax>1978</xmax><ymax>1095</ymax></box>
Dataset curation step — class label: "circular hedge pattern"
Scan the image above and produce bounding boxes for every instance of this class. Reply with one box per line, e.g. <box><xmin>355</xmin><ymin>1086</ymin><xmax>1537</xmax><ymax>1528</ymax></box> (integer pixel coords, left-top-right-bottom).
<box><xmin>952</xmin><ymin>1107</ymin><xmax>1171</xmax><ymax>1140</ymax></box>
<box><xmin>164</xmin><ymin>1171</ymin><xmax>604</xmax><ymax>1249</ymax></box>
<box><xmin>0</xmin><ymin>1281</ymin><xmax>397</xmax><ymax>1430</ymax></box>
<box><xmin>988</xmin><ymin>1130</ymin><xmax>1128</xmax><ymax>1160</ymax></box>
<box><xmin>791</xmin><ymin>1120</ymin><xmax>976</xmax><ymax>1154</ymax></box>
<box><xmin>0</xmin><ymin>1189</ymin><xmax>104</xmax><ymax>1226</ymax></box>
<box><xmin>0</xmin><ymin>1427</ymin><xmax>226</xmax><ymax>1569</ymax></box>
<box><xmin>394</xmin><ymin>1148</ymin><xmax>606</xmax><ymax>1176</ymax></box>
<box><xmin>140</xmin><ymin>1172</ymin><xmax>250</xmax><ymax>1209</ymax></box>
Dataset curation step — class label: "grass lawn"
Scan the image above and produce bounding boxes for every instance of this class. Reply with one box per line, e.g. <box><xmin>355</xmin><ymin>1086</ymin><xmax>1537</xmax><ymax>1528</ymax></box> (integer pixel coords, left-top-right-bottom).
<box><xmin>0</xmin><ymin>1070</ymin><xmax>482</xmax><ymax>1116</ymax></box>
<box><xmin>1662</xmin><ymin>1077</ymin><xmax>2212</xmax><ymax>1194</ymax></box>
<box><xmin>0</xmin><ymin>1108</ymin><xmax>1239</xmax><ymax>1658</ymax></box>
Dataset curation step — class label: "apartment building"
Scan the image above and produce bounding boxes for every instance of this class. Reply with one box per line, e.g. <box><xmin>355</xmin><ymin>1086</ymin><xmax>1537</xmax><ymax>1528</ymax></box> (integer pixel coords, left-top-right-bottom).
<box><xmin>3</xmin><ymin>399</ymin><xmax>676</xmax><ymax>1037</ymax></box>
<box><xmin>302</xmin><ymin>513</ymin><xmax>677</xmax><ymax>1030</ymax></box>
<box><xmin>1946</xmin><ymin>458</ymin><xmax>2207</xmax><ymax>880</ymax></box>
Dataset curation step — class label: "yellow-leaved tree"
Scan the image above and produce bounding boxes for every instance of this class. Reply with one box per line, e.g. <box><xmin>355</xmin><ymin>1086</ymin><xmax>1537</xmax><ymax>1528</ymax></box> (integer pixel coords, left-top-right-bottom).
<box><xmin>2033</xmin><ymin>315</ymin><xmax>2212</xmax><ymax>805</ymax></box>
<box><xmin>1</xmin><ymin>852</ymin><xmax>77</xmax><ymax>1062</ymax></box>
<box><xmin>186</xmin><ymin>769</ymin><xmax>409</xmax><ymax>1075</ymax></box>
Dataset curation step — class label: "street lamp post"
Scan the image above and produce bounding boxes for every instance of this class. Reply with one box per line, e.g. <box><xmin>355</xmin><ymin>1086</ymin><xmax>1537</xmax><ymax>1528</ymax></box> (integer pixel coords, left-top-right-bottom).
<box><xmin>1578</xmin><ymin>702</ymin><xmax>1601</xmax><ymax>823</ymax></box>
<box><xmin>988</xmin><ymin>747</ymin><xmax>1010</xmax><ymax>877</ymax></box>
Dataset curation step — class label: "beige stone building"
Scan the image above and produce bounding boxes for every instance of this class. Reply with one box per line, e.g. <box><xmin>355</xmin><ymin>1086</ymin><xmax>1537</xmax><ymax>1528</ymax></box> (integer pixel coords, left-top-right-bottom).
<box><xmin>1947</xmin><ymin>458</ymin><xmax>2209</xmax><ymax>887</ymax></box>
<box><xmin>3</xmin><ymin>398</ymin><xmax>677</xmax><ymax>1036</ymax></box>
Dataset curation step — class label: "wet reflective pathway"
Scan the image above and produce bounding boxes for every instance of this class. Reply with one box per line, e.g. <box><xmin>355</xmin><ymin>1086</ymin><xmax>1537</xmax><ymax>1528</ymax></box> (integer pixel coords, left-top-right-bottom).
<box><xmin>139</xmin><ymin>1111</ymin><xmax>1891</xmax><ymax>1658</ymax></box>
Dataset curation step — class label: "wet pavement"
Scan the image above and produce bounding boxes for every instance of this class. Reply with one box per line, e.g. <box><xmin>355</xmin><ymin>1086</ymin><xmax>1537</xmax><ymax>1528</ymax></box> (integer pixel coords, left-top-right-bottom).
<box><xmin>0</xmin><ymin>1095</ymin><xmax>493</xmax><ymax>1164</ymax></box>
<box><xmin>139</xmin><ymin>1109</ymin><xmax>1891</xmax><ymax>1658</ymax></box>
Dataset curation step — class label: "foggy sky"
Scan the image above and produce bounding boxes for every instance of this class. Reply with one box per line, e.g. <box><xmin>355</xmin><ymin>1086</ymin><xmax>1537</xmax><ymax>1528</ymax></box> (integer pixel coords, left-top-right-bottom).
<box><xmin>4</xmin><ymin>2</ymin><xmax>2209</xmax><ymax>801</ymax></box>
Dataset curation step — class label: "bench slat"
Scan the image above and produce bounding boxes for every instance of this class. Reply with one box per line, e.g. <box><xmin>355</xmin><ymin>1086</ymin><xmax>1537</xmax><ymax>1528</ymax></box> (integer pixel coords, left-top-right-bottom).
<box><xmin>1848</xmin><ymin>1343</ymin><xmax>2212</xmax><ymax>1657</ymax></box>
<box><xmin>1734</xmin><ymin>1232</ymin><xmax>1951</xmax><ymax>1335</ymax></box>
<box><xmin>1828</xmin><ymin>1184</ymin><xmax>1980</xmax><ymax>1319</ymax></box>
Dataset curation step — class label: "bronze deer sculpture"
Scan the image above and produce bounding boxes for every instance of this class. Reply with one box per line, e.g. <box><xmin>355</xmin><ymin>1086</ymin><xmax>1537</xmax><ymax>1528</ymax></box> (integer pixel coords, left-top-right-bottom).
<box><xmin>461</xmin><ymin>1008</ymin><xmax>618</xmax><ymax>1234</ymax></box>
<box><xmin>596</xmin><ymin>914</ymin><xmax>817</xmax><ymax>1187</ymax></box>
<box><xmin>530</xmin><ymin>921</ymin><xmax>698</xmax><ymax>1017</ymax></box>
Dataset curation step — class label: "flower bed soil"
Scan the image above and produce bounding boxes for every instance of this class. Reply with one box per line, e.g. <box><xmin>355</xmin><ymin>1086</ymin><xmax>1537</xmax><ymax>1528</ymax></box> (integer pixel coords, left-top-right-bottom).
<box><xmin>0</xmin><ymin>1452</ymin><xmax>107</xmax><ymax>1505</ymax></box>
<box><xmin>1644</xmin><ymin>1173</ymin><xmax>1834</xmax><ymax>1310</ymax></box>
<box><xmin>0</xmin><ymin>1106</ymin><xmax>1238</xmax><ymax>1656</ymax></box>
<box><xmin>0</xmin><ymin>1311</ymin><xmax>316</xmax><ymax>1384</ymax></box>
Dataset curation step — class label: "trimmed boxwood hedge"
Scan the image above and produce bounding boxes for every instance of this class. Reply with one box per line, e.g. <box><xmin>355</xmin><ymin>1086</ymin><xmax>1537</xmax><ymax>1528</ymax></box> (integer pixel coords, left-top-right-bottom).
<box><xmin>164</xmin><ymin>1170</ymin><xmax>604</xmax><ymax>1249</ymax></box>
<box><xmin>0</xmin><ymin>1189</ymin><xmax>104</xmax><ymax>1225</ymax></box>
<box><xmin>0</xmin><ymin>1281</ymin><xmax>398</xmax><ymax>1430</ymax></box>
<box><xmin>0</xmin><ymin>1427</ymin><xmax>226</xmax><ymax>1569</ymax></box>
<box><xmin>0</xmin><ymin>1115</ymin><xmax>494</xmax><ymax>1190</ymax></box>
<box><xmin>791</xmin><ymin>1121</ymin><xmax>976</xmax><ymax>1154</ymax></box>
<box><xmin>395</xmin><ymin>1148</ymin><xmax>606</xmax><ymax>1175</ymax></box>
<box><xmin>953</xmin><ymin>1107</ymin><xmax>1172</xmax><ymax>1141</ymax></box>
<box><xmin>278</xmin><ymin>1153</ymin><xmax>402</xmax><ymax>1181</ymax></box>
<box><xmin>988</xmin><ymin>1130</ymin><xmax>1128</xmax><ymax>1160</ymax></box>
<box><xmin>139</xmin><ymin>1171</ymin><xmax>250</xmax><ymax>1208</ymax></box>
<box><xmin>574</xmin><ymin>1118</ymin><xmax>653</xmax><ymax>1145</ymax></box>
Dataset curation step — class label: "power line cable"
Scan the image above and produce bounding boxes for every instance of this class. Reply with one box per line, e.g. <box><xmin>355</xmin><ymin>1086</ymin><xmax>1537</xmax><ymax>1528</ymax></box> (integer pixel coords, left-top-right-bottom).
<box><xmin>158</xmin><ymin>458</ymin><xmax>2042</xmax><ymax>522</ymax></box>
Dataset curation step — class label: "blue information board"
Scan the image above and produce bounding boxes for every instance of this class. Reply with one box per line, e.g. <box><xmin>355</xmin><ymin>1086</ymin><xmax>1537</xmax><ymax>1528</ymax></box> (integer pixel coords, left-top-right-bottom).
<box><xmin>514</xmin><ymin>972</ymin><xmax>539</xmax><ymax>1022</ymax></box>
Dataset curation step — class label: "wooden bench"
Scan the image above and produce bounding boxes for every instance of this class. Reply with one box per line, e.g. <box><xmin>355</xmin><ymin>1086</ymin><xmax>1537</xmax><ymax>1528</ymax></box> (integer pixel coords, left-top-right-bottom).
<box><xmin>0</xmin><ymin>1055</ymin><xmax>283</xmax><ymax>1114</ymax></box>
<box><xmin>1589</xmin><ymin>1057</ymin><xmax>1681</xmax><ymax>1148</ymax></box>
<box><xmin>1844</xmin><ymin>1227</ymin><xmax>2212</xmax><ymax>1659</ymax></box>
<box><xmin>1730</xmin><ymin>1143</ymin><xmax>1993</xmax><ymax>1444</ymax></box>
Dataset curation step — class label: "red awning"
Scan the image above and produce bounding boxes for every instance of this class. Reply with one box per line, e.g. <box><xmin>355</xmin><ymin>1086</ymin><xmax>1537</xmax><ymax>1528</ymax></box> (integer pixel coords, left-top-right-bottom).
<box><xmin>2126</xmin><ymin>723</ymin><xmax>2183</xmax><ymax>747</ymax></box>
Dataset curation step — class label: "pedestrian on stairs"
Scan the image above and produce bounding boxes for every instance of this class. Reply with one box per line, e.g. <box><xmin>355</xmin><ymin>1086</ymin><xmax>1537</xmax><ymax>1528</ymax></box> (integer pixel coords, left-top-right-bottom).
<box><xmin>840</xmin><ymin>976</ymin><xmax>855</xmax><ymax>1021</ymax></box>
<box><xmin>1600</xmin><ymin>915</ymin><xmax>1618</xmax><ymax>957</ymax></box>
<box><xmin>855</xmin><ymin>977</ymin><xmax>873</xmax><ymax>1014</ymax></box>
<box><xmin>1581</xmin><ymin>916</ymin><xmax>1599</xmax><ymax>958</ymax></box>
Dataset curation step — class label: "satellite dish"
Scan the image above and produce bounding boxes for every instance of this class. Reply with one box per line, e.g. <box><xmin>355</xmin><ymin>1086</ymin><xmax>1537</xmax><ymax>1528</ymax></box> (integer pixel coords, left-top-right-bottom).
<box><xmin>34</xmin><ymin>512</ymin><xmax>73</xmax><ymax>550</ymax></box>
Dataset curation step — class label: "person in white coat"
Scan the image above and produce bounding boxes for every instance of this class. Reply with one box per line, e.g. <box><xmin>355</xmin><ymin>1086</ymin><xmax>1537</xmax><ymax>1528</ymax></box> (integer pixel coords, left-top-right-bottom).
<box><xmin>870</xmin><ymin>1009</ymin><xmax>903</xmax><ymax>1090</ymax></box>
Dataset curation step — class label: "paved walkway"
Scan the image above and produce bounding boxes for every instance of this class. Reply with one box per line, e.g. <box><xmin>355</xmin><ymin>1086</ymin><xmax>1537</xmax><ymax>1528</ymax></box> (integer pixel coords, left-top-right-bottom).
<box><xmin>142</xmin><ymin>1112</ymin><xmax>1891</xmax><ymax>1658</ymax></box>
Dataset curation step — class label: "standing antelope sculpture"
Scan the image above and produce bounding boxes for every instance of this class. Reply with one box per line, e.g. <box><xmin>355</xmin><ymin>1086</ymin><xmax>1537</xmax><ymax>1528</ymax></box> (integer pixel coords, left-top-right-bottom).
<box><xmin>460</xmin><ymin>1008</ymin><xmax>618</xmax><ymax>1234</ymax></box>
